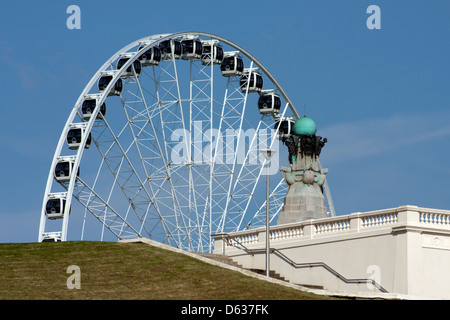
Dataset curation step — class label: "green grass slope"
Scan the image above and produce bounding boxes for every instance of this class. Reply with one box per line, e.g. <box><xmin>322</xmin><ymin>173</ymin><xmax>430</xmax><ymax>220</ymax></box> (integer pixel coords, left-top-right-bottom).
<box><xmin>0</xmin><ymin>241</ymin><xmax>337</xmax><ymax>300</ymax></box>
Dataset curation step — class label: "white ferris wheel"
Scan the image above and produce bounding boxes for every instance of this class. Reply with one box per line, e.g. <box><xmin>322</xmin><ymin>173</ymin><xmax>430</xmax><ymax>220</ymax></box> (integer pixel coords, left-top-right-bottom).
<box><xmin>38</xmin><ymin>32</ymin><xmax>334</xmax><ymax>252</ymax></box>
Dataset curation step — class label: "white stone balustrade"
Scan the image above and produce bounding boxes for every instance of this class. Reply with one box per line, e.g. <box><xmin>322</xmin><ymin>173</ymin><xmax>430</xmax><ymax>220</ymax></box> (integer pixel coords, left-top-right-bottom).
<box><xmin>419</xmin><ymin>209</ymin><xmax>450</xmax><ymax>226</ymax></box>
<box><xmin>216</xmin><ymin>206</ymin><xmax>432</xmax><ymax>249</ymax></box>
<box><xmin>270</xmin><ymin>226</ymin><xmax>303</xmax><ymax>241</ymax></box>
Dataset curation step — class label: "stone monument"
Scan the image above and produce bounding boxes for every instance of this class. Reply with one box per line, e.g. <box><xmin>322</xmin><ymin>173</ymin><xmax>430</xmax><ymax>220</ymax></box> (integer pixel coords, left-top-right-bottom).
<box><xmin>277</xmin><ymin>116</ymin><xmax>329</xmax><ymax>224</ymax></box>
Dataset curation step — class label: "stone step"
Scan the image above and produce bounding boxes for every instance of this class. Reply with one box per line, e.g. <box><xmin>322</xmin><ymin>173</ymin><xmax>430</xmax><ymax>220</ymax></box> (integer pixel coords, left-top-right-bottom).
<box><xmin>195</xmin><ymin>253</ymin><xmax>243</xmax><ymax>268</ymax></box>
<box><xmin>247</xmin><ymin>268</ymin><xmax>287</xmax><ymax>282</ymax></box>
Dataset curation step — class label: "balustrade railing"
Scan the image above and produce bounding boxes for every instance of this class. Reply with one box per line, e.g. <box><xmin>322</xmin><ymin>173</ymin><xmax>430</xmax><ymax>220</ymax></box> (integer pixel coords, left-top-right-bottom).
<box><xmin>215</xmin><ymin>205</ymin><xmax>450</xmax><ymax>249</ymax></box>
<box><xmin>270</xmin><ymin>226</ymin><xmax>303</xmax><ymax>241</ymax></box>
<box><xmin>315</xmin><ymin>218</ymin><xmax>350</xmax><ymax>235</ymax></box>
<box><xmin>419</xmin><ymin>210</ymin><xmax>450</xmax><ymax>226</ymax></box>
<box><xmin>361</xmin><ymin>212</ymin><xmax>398</xmax><ymax>228</ymax></box>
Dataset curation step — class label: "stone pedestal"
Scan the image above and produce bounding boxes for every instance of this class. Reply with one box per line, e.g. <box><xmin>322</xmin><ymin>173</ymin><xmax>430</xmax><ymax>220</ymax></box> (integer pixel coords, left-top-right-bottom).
<box><xmin>277</xmin><ymin>128</ymin><xmax>328</xmax><ymax>224</ymax></box>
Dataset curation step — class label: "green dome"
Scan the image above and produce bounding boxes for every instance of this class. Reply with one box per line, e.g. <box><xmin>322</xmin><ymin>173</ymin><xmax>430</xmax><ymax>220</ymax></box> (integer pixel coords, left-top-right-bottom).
<box><xmin>292</xmin><ymin>117</ymin><xmax>317</xmax><ymax>135</ymax></box>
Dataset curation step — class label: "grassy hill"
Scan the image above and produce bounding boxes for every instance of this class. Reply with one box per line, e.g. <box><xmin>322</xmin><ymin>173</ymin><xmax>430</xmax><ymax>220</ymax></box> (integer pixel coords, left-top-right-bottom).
<box><xmin>0</xmin><ymin>241</ymin><xmax>338</xmax><ymax>300</ymax></box>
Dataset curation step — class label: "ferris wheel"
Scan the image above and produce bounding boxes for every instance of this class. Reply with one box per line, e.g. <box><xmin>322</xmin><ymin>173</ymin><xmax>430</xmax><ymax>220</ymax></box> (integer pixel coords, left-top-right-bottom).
<box><xmin>38</xmin><ymin>31</ymin><xmax>334</xmax><ymax>252</ymax></box>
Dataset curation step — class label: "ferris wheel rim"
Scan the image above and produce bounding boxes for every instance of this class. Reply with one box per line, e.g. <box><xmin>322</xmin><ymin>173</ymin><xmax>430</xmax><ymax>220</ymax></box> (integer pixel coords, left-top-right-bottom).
<box><xmin>39</xmin><ymin>31</ymin><xmax>302</xmax><ymax>246</ymax></box>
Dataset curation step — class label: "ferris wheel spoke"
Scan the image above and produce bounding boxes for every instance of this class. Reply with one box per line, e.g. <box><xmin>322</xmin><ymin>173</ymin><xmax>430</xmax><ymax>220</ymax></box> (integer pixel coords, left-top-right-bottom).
<box><xmin>120</xmin><ymin>70</ymin><xmax>187</xmax><ymax>245</ymax></box>
<box><xmin>69</xmin><ymin>177</ymin><xmax>141</xmax><ymax>239</ymax></box>
<box><xmin>204</xmin><ymin>76</ymin><xmax>232</xmax><ymax>238</ymax></box>
<box><xmin>215</xmin><ymin>61</ymin><xmax>255</xmax><ymax>232</ymax></box>
<box><xmin>148</xmin><ymin>57</ymin><xmax>195</xmax><ymax>249</ymax></box>
<box><xmin>233</xmin><ymin>102</ymin><xmax>291</xmax><ymax>230</ymax></box>
<box><xmin>188</xmin><ymin>60</ymin><xmax>210</xmax><ymax>250</ymax></box>
<box><xmin>166</xmin><ymin>63</ymin><xmax>194</xmax><ymax>249</ymax></box>
<box><xmin>119</xmin><ymin>72</ymin><xmax>173</xmax><ymax>236</ymax></box>
<box><xmin>243</xmin><ymin>177</ymin><xmax>288</xmax><ymax>228</ymax></box>
<box><xmin>187</xmin><ymin>56</ymin><xmax>227</xmax><ymax>251</ymax></box>
<box><xmin>118</xmin><ymin>102</ymin><xmax>159</xmax><ymax>239</ymax></box>
<box><xmin>88</xmin><ymin>115</ymin><xmax>161</xmax><ymax>239</ymax></box>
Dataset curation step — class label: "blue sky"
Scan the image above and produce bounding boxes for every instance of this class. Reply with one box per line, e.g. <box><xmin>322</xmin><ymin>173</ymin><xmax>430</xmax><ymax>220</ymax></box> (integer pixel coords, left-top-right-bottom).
<box><xmin>1</xmin><ymin>0</ymin><xmax>449</xmax><ymax>243</ymax></box>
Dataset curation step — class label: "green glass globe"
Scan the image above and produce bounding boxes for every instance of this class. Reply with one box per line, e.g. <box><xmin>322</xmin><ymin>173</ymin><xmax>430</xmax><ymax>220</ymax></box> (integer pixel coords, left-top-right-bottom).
<box><xmin>292</xmin><ymin>117</ymin><xmax>317</xmax><ymax>135</ymax></box>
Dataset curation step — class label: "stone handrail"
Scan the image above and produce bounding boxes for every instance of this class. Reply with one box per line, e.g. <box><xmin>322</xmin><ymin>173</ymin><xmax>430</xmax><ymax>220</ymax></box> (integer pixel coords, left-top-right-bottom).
<box><xmin>213</xmin><ymin>205</ymin><xmax>450</xmax><ymax>251</ymax></box>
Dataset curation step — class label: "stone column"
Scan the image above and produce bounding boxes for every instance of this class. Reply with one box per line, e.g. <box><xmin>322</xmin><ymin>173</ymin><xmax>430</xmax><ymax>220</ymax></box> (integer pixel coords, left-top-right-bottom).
<box><xmin>277</xmin><ymin>117</ymin><xmax>329</xmax><ymax>225</ymax></box>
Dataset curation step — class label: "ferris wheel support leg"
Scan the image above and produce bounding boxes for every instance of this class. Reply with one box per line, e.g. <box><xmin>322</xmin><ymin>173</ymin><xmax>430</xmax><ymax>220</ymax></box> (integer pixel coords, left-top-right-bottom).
<box><xmin>318</xmin><ymin>159</ymin><xmax>336</xmax><ymax>217</ymax></box>
<box><xmin>323</xmin><ymin>180</ymin><xmax>336</xmax><ymax>217</ymax></box>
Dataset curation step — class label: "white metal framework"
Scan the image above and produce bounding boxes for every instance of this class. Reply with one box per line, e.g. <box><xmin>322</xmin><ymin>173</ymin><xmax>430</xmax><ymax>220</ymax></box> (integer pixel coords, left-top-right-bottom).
<box><xmin>38</xmin><ymin>32</ymin><xmax>335</xmax><ymax>252</ymax></box>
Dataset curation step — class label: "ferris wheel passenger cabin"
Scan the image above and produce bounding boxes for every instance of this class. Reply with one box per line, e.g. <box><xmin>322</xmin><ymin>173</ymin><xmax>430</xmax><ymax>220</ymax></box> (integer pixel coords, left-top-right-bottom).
<box><xmin>159</xmin><ymin>39</ymin><xmax>182</xmax><ymax>60</ymax></box>
<box><xmin>138</xmin><ymin>45</ymin><xmax>161</xmax><ymax>66</ymax></box>
<box><xmin>54</xmin><ymin>158</ymin><xmax>80</xmax><ymax>182</ymax></box>
<box><xmin>240</xmin><ymin>69</ymin><xmax>263</xmax><ymax>93</ymax></box>
<box><xmin>220</xmin><ymin>52</ymin><xmax>244</xmax><ymax>76</ymax></box>
<box><xmin>98</xmin><ymin>74</ymin><xmax>123</xmax><ymax>96</ymax></box>
<box><xmin>45</xmin><ymin>194</ymin><xmax>67</xmax><ymax>219</ymax></box>
<box><xmin>81</xmin><ymin>98</ymin><xmax>106</xmax><ymax>120</ymax></box>
<box><xmin>274</xmin><ymin>117</ymin><xmax>295</xmax><ymax>139</ymax></box>
<box><xmin>258</xmin><ymin>92</ymin><xmax>281</xmax><ymax>114</ymax></box>
<box><xmin>66</xmin><ymin>126</ymin><xmax>92</xmax><ymax>150</ymax></box>
<box><xmin>201</xmin><ymin>40</ymin><xmax>224</xmax><ymax>65</ymax></box>
<box><xmin>116</xmin><ymin>56</ymin><xmax>142</xmax><ymax>78</ymax></box>
<box><xmin>41</xmin><ymin>232</ymin><xmax>62</xmax><ymax>242</ymax></box>
<box><xmin>181</xmin><ymin>37</ymin><xmax>203</xmax><ymax>59</ymax></box>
